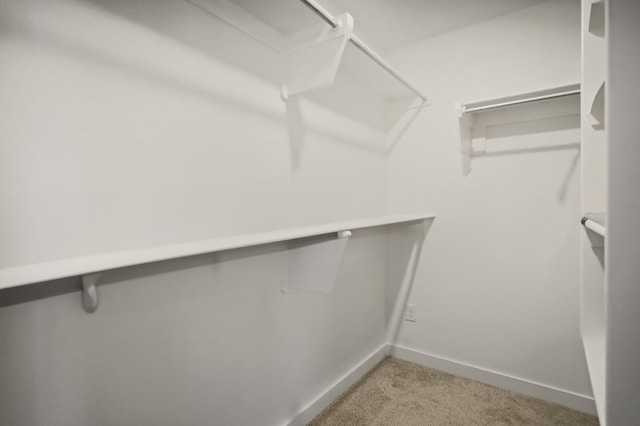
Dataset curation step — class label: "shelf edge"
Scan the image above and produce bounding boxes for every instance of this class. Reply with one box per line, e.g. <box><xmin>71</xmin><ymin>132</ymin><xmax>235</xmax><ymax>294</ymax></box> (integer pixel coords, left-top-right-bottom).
<box><xmin>0</xmin><ymin>213</ymin><xmax>436</xmax><ymax>290</ymax></box>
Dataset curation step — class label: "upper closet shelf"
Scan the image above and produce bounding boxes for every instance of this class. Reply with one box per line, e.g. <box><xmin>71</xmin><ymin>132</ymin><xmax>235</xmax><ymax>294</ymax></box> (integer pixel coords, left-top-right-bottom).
<box><xmin>295</xmin><ymin>0</ymin><xmax>427</xmax><ymax>101</ymax></box>
<box><xmin>188</xmin><ymin>0</ymin><xmax>427</xmax><ymax>102</ymax></box>
<box><xmin>459</xmin><ymin>83</ymin><xmax>581</xmax><ymax>114</ymax></box>
<box><xmin>588</xmin><ymin>0</ymin><xmax>605</xmax><ymax>37</ymax></box>
<box><xmin>455</xmin><ymin>84</ymin><xmax>580</xmax><ymax>176</ymax></box>
<box><xmin>589</xmin><ymin>82</ymin><xmax>605</xmax><ymax>129</ymax></box>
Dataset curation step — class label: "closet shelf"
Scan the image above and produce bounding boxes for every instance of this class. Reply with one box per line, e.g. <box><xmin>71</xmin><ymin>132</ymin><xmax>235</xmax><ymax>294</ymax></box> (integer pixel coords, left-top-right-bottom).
<box><xmin>587</xmin><ymin>0</ymin><xmax>605</xmax><ymax>38</ymax></box>
<box><xmin>0</xmin><ymin>214</ymin><xmax>434</xmax><ymax>292</ymax></box>
<box><xmin>455</xmin><ymin>83</ymin><xmax>580</xmax><ymax>176</ymax></box>
<box><xmin>189</xmin><ymin>0</ymin><xmax>428</xmax><ymax>102</ymax></box>
<box><xmin>582</xmin><ymin>213</ymin><xmax>606</xmax><ymax>238</ymax></box>
<box><xmin>297</xmin><ymin>0</ymin><xmax>427</xmax><ymax>101</ymax></box>
<box><xmin>459</xmin><ymin>83</ymin><xmax>580</xmax><ymax>114</ymax></box>
<box><xmin>589</xmin><ymin>82</ymin><xmax>605</xmax><ymax>129</ymax></box>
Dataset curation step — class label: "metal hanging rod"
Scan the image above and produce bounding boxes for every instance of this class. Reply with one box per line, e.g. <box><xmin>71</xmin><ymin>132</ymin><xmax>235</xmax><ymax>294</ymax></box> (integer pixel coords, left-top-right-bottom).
<box><xmin>298</xmin><ymin>0</ymin><xmax>428</xmax><ymax>102</ymax></box>
<box><xmin>464</xmin><ymin>86</ymin><xmax>580</xmax><ymax>113</ymax></box>
<box><xmin>581</xmin><ymin>216</ymin><xmax>606</xmax><ymax>238</ymax></box>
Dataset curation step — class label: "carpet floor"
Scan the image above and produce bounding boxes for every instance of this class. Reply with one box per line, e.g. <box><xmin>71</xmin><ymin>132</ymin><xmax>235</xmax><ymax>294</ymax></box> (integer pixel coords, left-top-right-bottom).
<box><xmin>309</xmin><ymin>357</ymin><xmax>599</xmax><ymax>425</ymax></box>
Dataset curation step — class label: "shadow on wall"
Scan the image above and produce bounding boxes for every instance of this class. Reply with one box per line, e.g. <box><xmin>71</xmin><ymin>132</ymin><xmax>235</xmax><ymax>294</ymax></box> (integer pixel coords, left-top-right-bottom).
<box><xmin>0</xmin><ymin>0</ymin><xmax>418</xmax><ymax>166</ymax></box>
<box><xmin>385</xmin><ymin>218</ymin><xmax>435</xmax><ymax>345</ymax></box>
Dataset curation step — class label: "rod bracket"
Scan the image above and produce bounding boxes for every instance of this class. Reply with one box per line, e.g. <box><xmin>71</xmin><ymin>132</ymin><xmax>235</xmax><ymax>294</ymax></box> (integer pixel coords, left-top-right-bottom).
<box><xmin>337</xmin><ymin>230</ymin><xmax>352</xmax><ymax>239</ymax></box>
<box><xmin>281</xmin><ymin>13</ymin><xmax>354</xmax><ymax>101</ymax></box>
<box><xmin>81</xmin><ymin>272</ymin><xmax>101</xmax><ymax>313</ymax></box>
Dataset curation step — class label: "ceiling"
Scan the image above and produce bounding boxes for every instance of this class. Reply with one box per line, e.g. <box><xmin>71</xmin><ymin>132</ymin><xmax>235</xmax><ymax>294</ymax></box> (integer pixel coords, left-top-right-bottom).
<box><xmin>231</xmin><ymin>0</ymin><xmax>548</xmax><ymax>52</ymax></box>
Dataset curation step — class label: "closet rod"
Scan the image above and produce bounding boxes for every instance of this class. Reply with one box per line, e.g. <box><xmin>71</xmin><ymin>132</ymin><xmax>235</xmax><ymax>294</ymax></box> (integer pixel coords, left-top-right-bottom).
<box><xmin>464</xmin><ymin>87</ymin><xmax>580</xmax><ymax>113</ymax></box>
<box><xmin>581</xmin><ymin>217</ymin><xmax>606</xmax><ymax>238</ymax></box>
<box><xmin>298</xmin><ymin>0</ymin><xmax>428</xmax><ymax>102</ymax></box>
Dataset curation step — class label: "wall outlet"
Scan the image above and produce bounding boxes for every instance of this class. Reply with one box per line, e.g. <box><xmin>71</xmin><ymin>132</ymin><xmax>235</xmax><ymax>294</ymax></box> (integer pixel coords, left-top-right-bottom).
<box><xmin>405</xmin><ymin>304</ymin><xmax>417</xmax><ymax>322</ymax></box>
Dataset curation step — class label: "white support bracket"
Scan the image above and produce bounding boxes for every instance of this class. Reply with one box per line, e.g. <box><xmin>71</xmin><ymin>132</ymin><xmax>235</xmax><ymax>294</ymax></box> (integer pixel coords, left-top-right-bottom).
<box><xmin>455</xmin><ymin>102</ymin><xmax>487</xmax><ymax>176</ymax></box>
<box><xmin>337</xmin><ymin>230</ymin><xmax>352</xmax><ymax>239</ymax></box>
<box><xmin>81</xmin><ymin>272</ymin><xmax>101</xmax><ymax>313</ymax></box>
<box><xmin>281</xmin><ymin>13</ymin><xmax>354</xmax><ymax>101</ymax></box>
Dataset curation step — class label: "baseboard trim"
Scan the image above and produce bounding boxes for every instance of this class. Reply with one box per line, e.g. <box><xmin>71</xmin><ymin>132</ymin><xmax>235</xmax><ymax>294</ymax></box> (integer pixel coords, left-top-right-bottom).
<box><xmin>285</xmin><ymin>344</ymin><xmax>389</xmax><ymax>426</ymax></box>
<box><xmin>389</xmin><ymin>344</ymin><xmax>597</xmax><ymax>416</ymax></box>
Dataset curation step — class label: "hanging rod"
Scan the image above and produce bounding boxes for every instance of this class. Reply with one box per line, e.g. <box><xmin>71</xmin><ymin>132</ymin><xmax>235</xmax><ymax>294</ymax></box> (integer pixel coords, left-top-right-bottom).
<box><xmin>298</xmin><ymin>0</ymin><xmax>428</xmax><ymax>102</ymax></box>
<box><xmin>581</xmin><ymin>216</ymin><xmax>606</xmax><ymax>238</ymax></box>
<box><xmin>463</xmin><ymin>85</ymin><xmax>580</xmax><ymax>113</ymax></box>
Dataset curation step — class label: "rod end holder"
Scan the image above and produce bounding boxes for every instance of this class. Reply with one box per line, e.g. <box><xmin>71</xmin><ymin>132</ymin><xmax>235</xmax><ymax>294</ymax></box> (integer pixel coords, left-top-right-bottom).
<box><xmin>280</xmin><ymin>85</ymin><xmax>289</xmax><ymax>102</ymax></box>
<box><xmin>82</xmin><ymin>273</ymin><xmax>101</xmax><ymax>313</ymax></box>
<box><xmin>337</xmin><ymin>230</ymin><xmax>352</xmax><ymax>239</ymax></box>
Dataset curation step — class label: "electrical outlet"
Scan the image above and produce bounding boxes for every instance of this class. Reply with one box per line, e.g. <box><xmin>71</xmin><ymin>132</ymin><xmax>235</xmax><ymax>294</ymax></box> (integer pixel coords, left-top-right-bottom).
<box><xmin>405</xmin><ymin>304</ymin><xmax>417</xmax><ymax>322</ymax></box>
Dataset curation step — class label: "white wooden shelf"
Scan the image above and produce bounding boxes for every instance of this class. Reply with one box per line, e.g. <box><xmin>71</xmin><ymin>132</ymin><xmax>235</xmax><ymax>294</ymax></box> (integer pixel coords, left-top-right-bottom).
<box><xmin>188</xmin><ymin>0</ymin><xmax>428</xmax><ymax>102</ymax></box>
<box><xmin>455</xmin><ymin>83</ymin><xmax>580</xmax><ymax>176</ymax></box>
<box><xmin>587</xmin><ymin>0</ymin><xmax>605</xmax><ymax>38</ymax></box>
<box><xmin>0</xmin><ymin>213</ymin><xmax>434</xmax><ymax>291</ymax></box>
<box><xmin>589</xmin><ymin>82</ymin><xmax>605</xmax><ymax>129</ymax></box>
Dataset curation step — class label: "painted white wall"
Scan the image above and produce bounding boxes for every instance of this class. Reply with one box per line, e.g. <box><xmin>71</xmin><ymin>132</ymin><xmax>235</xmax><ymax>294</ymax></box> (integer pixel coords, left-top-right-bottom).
<box><xmin>0</xmin><ymin>0</ymin><xmax>401</xmax><ymax>425</ymax></box>
<box><xmin>0</xmin><ymin>0</ymin><xmax>388</xmax><ymax>268</ymax></box>
<box><xmin>0</xmin><ymin>231</ymin><xmax>395</xmax><ymax>426</ymax></box>
<box><xmin>0</xmin><ymin>0</ymin><xmax>603</xmax><ymax>423</ymax></box>
<box><xmin>387</xmin><ymin>0</ymin><xmax>594</xmax><ymax>403</ymax></box>
<box><xmin>605</xmin><ymin>1</ymin><xmax>640</xmax><ymax>424</ymax></box>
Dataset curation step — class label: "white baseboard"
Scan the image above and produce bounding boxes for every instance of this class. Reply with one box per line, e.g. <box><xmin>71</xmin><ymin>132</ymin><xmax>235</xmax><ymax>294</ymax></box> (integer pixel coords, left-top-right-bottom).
<box><xmin>285</xmin><ymin>344</ymin><xmax>389</xmax><ymax>426</ymax></box>
<box><xmin>389</xmin><ymin>344</ymin><xmax>597</xmax><ymax>416</ymax></box>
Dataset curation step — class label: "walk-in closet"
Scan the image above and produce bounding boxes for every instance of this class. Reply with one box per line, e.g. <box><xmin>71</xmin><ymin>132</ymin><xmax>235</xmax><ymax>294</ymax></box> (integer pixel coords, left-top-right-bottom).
<box><xmin>1</xmin><ymin>0</ymin><xmax>638</xmax><ymax>425</ymax></box>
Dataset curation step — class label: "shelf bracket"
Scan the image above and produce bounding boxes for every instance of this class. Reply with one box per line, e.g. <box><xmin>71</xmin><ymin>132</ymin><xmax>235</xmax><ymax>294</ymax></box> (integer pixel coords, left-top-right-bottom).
<box><xmin>455</xmin><ymin>102</ymin><xmax>475</xmax><ymax>176</ymax></box>
<box><xmin>281</xmin><ymin>13</ymin><xmax>354</xmax><ymax>101</ymax></box>
<box><xmin>81</xmin><ymin>272</ymin><xmax>101</xmax><ymax>313</ymax></box>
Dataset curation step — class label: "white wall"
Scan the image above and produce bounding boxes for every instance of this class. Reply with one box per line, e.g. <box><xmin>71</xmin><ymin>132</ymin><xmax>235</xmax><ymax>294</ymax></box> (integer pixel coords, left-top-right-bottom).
<box><xmin>387</xmin><ymin>0</ymin><xmax>594</xmax><ymax>406</ymax></box>
<box><xmin>606</xmin><ymin>1</ymin><xmax>640</xmax><ymax>424</ymax></box>
<box><xmin>0</xmin><ymin>0</ymin><xmax>388</xmax><ymax>267</ymax></box>
<box><xmin>0</xmin><ymin>1</ymin><xmax>401</xmax><ymax>425</ymax></box>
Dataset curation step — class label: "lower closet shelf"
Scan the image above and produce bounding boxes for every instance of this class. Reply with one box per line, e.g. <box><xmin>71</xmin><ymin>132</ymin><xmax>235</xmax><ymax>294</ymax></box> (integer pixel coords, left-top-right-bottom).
<box><xmin>0</xmin><ymin>213</ymin><xmax>435</xmax><ymax>291</ymax></box>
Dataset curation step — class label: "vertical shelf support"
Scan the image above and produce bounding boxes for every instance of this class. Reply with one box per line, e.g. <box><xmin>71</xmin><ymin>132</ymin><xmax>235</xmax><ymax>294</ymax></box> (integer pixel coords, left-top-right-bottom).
<box><xmin>82</xmin><ymin>272</ymin><xmax>101</xmax><ymax>313</ymax></box>
<box><xmin>455</xmin><ymin>102</ymin><xmax>480</xmax><ymax>176</ymax></box>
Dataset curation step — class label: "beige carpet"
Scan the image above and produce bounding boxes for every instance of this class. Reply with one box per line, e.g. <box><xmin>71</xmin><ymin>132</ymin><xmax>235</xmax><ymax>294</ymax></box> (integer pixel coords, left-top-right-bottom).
<box><xmin>309</xmin><ymin>357</ymin><xmax>599</xmax><ymax>426</ymax></box>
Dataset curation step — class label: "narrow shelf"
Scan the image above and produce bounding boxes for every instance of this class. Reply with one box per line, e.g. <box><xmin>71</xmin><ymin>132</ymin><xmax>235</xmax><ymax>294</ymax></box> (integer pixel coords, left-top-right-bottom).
<box><xmin>588</xmin><ymin>0</ymin><xmax>605</xmax><ymax>38</ymax></box>
<box><xmin>460</xmin><ymin>83</ymin><xmax>580</xmax><ymax>114</ymax></box>
<box><xmin>0</xmin><ymin>213</ymin><xmax>434</xmax><ymax>291</ymax></box>
<box><xmin>455</xmin><ymin>83</ymin><xmax>580</xmax><ymax>176</ymax></box>
<box><xmin>188</xmin><ymin>0</ymin><xmax>428</xmax><ymax>102</ymax></box>
<box><xmin>589</xmin><ymin>82</ymin><xmax>605</xmax><ymax>129</ymax></box>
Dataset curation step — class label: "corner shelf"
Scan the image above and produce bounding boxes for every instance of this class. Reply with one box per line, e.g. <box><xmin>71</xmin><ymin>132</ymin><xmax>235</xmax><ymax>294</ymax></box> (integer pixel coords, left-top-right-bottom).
<box><xmin>589</xmin><ymin>82</ymin><xmax>605</xmax><ymax>129</ymax></box>
<box><xmin>588</xmin><ymin>0</ymin><xmax>605</xmax><ymax>38</ymax></box>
